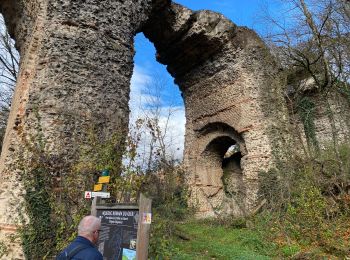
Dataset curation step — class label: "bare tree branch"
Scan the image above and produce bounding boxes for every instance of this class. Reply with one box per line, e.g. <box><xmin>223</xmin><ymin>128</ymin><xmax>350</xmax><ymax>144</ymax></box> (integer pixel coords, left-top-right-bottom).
<box><xmin>0</xmin><ymin>15</ymin><xmax>19</xmax><ymax>150</ymax></box>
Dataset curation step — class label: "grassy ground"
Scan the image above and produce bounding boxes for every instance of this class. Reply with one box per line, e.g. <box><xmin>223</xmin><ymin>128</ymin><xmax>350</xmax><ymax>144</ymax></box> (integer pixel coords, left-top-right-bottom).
<box><xmin>163</xmin><ymin>219</ymin><xmax>349</xmax><ymax>259</ymax></box>
<box><xmin>170</xmin><ymin>221</ymin><xmax>278</xmax><ymax>260</ymax></box>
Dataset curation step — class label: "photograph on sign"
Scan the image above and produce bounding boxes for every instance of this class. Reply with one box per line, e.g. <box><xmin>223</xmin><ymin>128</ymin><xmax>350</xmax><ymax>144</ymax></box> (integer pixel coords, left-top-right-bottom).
<box><xmin>96</xmin><ymin>209</ymin><xmax>139</xmax><ymax>260</ymax></box>
<box><xmin>122</xmin><ymin>248</ymin><xmax>136</xmax><ymax>260</ymax></box>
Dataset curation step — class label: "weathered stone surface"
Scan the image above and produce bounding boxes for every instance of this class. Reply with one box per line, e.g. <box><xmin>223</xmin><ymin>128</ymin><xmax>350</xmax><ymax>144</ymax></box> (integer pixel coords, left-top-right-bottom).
<box><xmin>143</xmin><ymin>3</ymin><xmax>291</xmax><ymax>217</ymax></box>
<box><xmin>287</xmin><ymin>74</ymin><xmax>350</xmax><ymax>150</ymax></box>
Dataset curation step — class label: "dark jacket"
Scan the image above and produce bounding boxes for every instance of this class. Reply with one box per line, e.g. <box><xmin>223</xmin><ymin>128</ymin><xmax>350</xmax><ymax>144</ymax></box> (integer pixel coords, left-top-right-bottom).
<box><xmin>56</xmin><ymin>236</ymin><xmax>103</xmax><ymax>260</ymax></box>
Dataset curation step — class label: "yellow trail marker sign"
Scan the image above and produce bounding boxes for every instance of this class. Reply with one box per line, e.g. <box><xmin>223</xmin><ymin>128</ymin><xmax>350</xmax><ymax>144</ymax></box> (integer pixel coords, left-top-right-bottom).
<box><xmin>98</xmin><ymin>176</ymin><xmax>110</xmax><ymax>184</ymax></box>
<box><xmin>94</xmin><ymin>184</ymin><xmax>103</xmax><ymax>191</ymax></box>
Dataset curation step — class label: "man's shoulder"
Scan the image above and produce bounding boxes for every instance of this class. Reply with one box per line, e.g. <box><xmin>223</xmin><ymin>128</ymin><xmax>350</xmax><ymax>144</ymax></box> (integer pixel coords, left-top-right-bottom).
<box><xmin>74</xmin><ymin>246</ymin><xmax>103</xmax><ymax>260</ymax></box>
<box><xmin>56</xmin><ymin>237</ymin><xmax>102</xmax><ymax>260</ymax></box>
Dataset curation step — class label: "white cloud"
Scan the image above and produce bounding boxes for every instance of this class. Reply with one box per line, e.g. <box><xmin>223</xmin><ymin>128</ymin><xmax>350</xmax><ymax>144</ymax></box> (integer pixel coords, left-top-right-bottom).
<box><xmin>128</xmin><ymin>65</ymin><xmax>186</xmax><ymax>168</ymax></box>
<box><xmin>129</xmin><ymin>65</ymin><xmax>153</xmax><ymax>112</ymax></box>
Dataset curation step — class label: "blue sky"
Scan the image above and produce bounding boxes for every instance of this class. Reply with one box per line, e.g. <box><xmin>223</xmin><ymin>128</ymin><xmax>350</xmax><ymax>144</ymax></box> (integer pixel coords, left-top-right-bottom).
<box><xmin>175</xmin><ymin>0</ymin><xmax>265</xmax><ymax>27</ymax></box>
<box><xmin>130</xmin><ymin>0</ymin><xmax>280</xmax><ymax>160</ymax></box>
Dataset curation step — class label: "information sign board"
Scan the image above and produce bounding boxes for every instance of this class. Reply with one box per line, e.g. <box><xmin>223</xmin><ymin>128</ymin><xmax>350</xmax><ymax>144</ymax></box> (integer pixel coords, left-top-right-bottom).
<box><xmin>96</xmin><ymin>207</ymin><xmax>138</xmax><ymax>260</ymax></box>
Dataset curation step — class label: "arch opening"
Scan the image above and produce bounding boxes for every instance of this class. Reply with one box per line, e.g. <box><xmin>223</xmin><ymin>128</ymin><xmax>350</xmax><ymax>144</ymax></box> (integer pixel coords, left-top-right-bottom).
<box><xmin>0</xmin><ymin>13</ymin><xmax>19</xmax><ymax>153</ymax></box>
<box><xmin>130</xmin><ymin>32</ymin><xmax>185</xmax><ymax>170</ymax></box>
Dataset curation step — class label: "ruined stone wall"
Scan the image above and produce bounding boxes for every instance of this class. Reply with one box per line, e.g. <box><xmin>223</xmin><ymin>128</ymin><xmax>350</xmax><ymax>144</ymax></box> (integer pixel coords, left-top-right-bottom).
<box><xmin>289</xmin><ymin>90</ymin><xmax>350</xmax><ymax>151</ymax></box>
<box><xmin>143</xmin><ymin>3</ymin><xmax>292</xmax><ymax>217</ymax></box>
<box><xmin>313</xmin><ymin>91</ymin><xmax>350</xmax><ymax>146</ymax></box>
<box><xmin>285</xmin><ymin>71</ymin><xmax>350</xmax><ymax>152</ymax></box>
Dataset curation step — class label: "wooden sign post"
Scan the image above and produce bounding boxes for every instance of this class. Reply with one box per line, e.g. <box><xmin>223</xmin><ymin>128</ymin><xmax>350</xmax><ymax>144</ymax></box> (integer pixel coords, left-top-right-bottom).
<box><xmin>91</xmin><ymin>193</ymin><xmax>152</xmax><ymax>260</ymax></box>
<box><xmin>136</xmin><ymin>193</ymin><xmax>152</xmax><ymax>260</ymax></box>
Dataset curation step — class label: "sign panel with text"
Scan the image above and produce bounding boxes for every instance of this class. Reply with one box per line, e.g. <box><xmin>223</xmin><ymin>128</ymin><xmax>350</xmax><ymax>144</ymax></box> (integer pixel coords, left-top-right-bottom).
<box><xmin>96</xmin><ymin>208</ymin><xmax>138</xmax><ymax>260</ymax></box>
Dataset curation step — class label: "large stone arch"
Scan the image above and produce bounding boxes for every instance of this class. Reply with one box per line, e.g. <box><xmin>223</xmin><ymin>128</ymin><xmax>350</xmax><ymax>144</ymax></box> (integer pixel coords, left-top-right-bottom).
<box><xmin>141</xmin><ymin>2</ymin><xmax>291</xmax><ymax>216</ymax></box>
<box><xmin>0</xmin><ymin>0</ymin><xmax>292</xmax><ymax>257</ymax></box>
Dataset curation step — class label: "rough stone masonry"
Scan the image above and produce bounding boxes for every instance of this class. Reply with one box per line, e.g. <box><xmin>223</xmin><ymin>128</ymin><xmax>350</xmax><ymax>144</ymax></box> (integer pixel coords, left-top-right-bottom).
<box><xmin>0</xmin><ymin>0</ymin><xmax>297</xmax><ymax>257</ymax></box>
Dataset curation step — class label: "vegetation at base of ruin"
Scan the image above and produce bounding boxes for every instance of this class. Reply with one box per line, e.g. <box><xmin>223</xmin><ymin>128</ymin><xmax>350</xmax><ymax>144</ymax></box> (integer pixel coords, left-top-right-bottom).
<box><xmin>15</xmin><ymin>111</ymin><xmax>61</xmax><ymax>258</ymax></box>
<box><xmin>14</xmin><ymin>127</ymin><xmax>135</xmax><ymax>258</ymax></box>
<box><xmin>145</xmin><ymin>165</ymin><xmax>192</xmax><ymax>259</ymax></box>
<box><xmin>11</xmin><ymin>109</ymin><xmax>350</xmax><ymax>257</ymax></box>
<box><xmin>19</xmin><ymin>150</ymin><xmax>63</xmax><ymax>259</ymax></box>
<box><xmin>258</xmin><ymin>142</ymin><xmax>350</xmax><ymax>258</ymax></box>
<box><xmin>296</xmin><ymin>96</ymin><xmax>319</xmax><ymax>152</ymax></box>
<box><xmin>149</xmin><ymin>143</ymin><xmax>350</xmax><ymax>259</ymax></box>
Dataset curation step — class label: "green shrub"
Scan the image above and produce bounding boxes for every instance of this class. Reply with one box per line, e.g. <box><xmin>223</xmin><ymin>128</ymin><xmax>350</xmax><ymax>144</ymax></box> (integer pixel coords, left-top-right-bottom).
<box><xmin>145</xmin><ymin>165</ymin><xmax>192</xmax><ymax>259</ymax></box>
<box><xmin>285</xmin><ymin>183</ymin><xmax>326</xmax><ymax>241</ymax></box>
<box><xmin>281</xmin><ymin>244</ymin><xmax>300</xmax><ymax>257</ymax></box>
<box><xmin>257</xmin><ymin>143</ymin><xmax>350</xmax><ymax>257</ymax></box>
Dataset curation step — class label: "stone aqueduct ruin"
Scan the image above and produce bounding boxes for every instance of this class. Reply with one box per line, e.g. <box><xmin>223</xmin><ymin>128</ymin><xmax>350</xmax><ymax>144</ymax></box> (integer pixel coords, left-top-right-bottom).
<box><xmin>0</xmin><ymin>0</ymin><xmax>350</xmax><ymax>257</ymax></box>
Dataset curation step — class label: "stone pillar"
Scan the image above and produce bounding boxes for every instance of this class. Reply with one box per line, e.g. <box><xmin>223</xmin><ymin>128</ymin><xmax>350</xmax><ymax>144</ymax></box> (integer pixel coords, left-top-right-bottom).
<box><xmin>0</xmin><ymin>0</ymin><xmax>153</xmax><ymax>258</ymax></box>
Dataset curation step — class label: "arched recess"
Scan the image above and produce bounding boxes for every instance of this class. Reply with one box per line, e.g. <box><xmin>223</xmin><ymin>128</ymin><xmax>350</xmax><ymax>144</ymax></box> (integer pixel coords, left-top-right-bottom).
<box><xmin>193</xmin><ymin>122</ymin><xmax>246</xmax><ymax>216</ymax></box>
<box><xmin>200</xmin><ymin>136</ymin><xmax>243</xmax><ymax>197</ymax></box>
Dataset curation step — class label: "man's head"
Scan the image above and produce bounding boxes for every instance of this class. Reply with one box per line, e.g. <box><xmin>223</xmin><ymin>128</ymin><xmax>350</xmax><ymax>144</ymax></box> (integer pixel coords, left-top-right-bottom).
<box><xmin>78</xmin><ymin>215</ymin><xmax>101</xmax><ymax>245</ymax></box>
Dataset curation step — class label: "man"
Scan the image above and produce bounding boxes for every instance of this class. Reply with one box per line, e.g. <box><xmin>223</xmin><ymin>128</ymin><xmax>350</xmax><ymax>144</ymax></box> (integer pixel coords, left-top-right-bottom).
<box><xmin>56</xmin><ymin>215</ymin><xmax>103</xmax><ymax>260</ymax></box>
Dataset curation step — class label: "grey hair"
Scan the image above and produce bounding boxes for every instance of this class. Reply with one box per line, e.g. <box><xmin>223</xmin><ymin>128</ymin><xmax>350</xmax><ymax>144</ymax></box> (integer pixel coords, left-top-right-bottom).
<box><xmin>78</xmin><ymin>215</ymin><xmax>101</xmax><ymax>236</ymax></box>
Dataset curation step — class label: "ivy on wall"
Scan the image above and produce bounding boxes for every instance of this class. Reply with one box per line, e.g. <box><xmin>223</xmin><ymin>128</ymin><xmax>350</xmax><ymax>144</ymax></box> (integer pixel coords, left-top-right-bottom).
<box><xmin>297</xmin><ymin>97</ymin><xmax>319</xmax><ymax>153</ymax></box>
<box><xmin>15</xmin><ymin>121</ymin><xmax>145</xmax><ymax>258</ymax></box>
<box><xmin>20</xmin><ymin>162</ymin><xmax>55</xmax><ymax>259</ymax></box>
<box><xmin>336</xmin><ymin>80</ymin><xmax>350</xmax><ymax>103</ymax></box>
